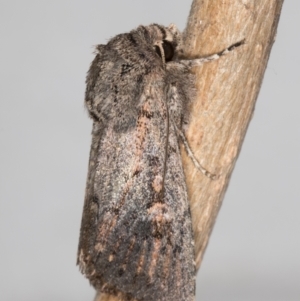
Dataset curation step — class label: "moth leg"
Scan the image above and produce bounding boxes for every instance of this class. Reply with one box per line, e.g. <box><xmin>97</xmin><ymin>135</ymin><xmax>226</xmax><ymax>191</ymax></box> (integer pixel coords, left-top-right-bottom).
<box><xmin>179</xmin><ymin>39</ymin><xmax>245</xmax><ymax>68</ymax></box>
<box><xmin>173</xmin><ymin>122</ymin><xmax>217</xmax><ymax>180</ymax></box>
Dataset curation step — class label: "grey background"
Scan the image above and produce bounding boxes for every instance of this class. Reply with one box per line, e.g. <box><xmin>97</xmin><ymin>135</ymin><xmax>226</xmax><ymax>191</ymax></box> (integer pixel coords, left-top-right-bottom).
<box><xmin>0</xmin><ymin>1</ymin><xmax>299</xmax><ymax>300</ymax></box>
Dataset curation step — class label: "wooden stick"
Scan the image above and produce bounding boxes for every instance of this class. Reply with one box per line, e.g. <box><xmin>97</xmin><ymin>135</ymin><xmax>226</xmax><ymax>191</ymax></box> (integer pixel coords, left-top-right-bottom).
<box><xmin>182</xmin><ymin>0</ymin><xmax>284</xmax><ymax>269</ymax></box>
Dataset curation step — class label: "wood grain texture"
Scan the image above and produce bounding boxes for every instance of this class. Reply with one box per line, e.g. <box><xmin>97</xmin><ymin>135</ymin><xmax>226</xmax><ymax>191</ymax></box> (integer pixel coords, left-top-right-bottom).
<box><xmin>182</xmin><ymin>0</ymin><xmax>284</xmax><ymax>269</ymax></box>
<box><xmin>95</xmin><ymin>0</ymin><xmax>284</xmax><ymax>300</ymax></box>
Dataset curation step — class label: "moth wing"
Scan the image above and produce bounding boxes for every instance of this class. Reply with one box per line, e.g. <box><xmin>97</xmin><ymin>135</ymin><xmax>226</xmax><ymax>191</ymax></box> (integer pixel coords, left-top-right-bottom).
<box><xmin>78</xmin><ymin>78</ymin><xmax>195</xmax><ymax>301</ymax></box>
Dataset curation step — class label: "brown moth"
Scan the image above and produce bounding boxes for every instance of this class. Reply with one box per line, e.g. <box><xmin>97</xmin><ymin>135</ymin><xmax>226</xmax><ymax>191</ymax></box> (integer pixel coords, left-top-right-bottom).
<box><xmin>77</xmin><ymin>23</ymin><xmax>243</xmax><ymax>301</ymax></box>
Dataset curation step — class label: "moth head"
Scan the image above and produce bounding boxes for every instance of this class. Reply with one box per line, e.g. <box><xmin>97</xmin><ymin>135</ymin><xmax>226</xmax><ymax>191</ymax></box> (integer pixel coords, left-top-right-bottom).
<box><xmin>136</xmin><ymin>24</ymin><xmax>182</xmax><ymax>65</ymax></box>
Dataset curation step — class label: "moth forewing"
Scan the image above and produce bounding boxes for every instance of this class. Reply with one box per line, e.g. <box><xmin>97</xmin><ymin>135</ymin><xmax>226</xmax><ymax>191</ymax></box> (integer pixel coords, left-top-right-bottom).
<box><xmin>78</xmin><ymin>23</ymin><xmax>243</xmax><ymax>301</ymax></box>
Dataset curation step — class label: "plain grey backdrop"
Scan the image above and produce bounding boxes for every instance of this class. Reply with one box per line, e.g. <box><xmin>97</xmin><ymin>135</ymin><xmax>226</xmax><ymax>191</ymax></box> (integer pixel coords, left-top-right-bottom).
<box><xmin>1</xmin><ymin>1</ymin><xmax>299</xmax><ymax>300</ymax></box>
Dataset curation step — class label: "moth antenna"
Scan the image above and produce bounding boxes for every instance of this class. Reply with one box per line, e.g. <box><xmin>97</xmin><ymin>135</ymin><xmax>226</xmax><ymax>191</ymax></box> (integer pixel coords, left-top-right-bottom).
<box><xmin>155</xmin><ymin>41</ymin><xmax>166</xmax><ymax>67</ymax></box>
<box><xmin>179</xmin><ymin>39</ymin><xmax>245</xmax><ymax>68</ymax></box>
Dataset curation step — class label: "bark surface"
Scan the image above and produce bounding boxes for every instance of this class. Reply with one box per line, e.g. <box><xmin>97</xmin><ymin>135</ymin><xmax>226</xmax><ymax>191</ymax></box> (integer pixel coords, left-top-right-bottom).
<box><xmin>182</xmin><ymin>0</ymin><xmax>284</xmax><ymax>269</ymax></box>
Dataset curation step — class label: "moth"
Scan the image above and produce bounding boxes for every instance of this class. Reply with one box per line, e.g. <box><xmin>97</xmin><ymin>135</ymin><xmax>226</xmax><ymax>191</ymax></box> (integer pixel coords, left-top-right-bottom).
<box><xmin>77</xmin><ymin>24</ymin><xmax>242</xmax><ymax>301</ymax></box>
